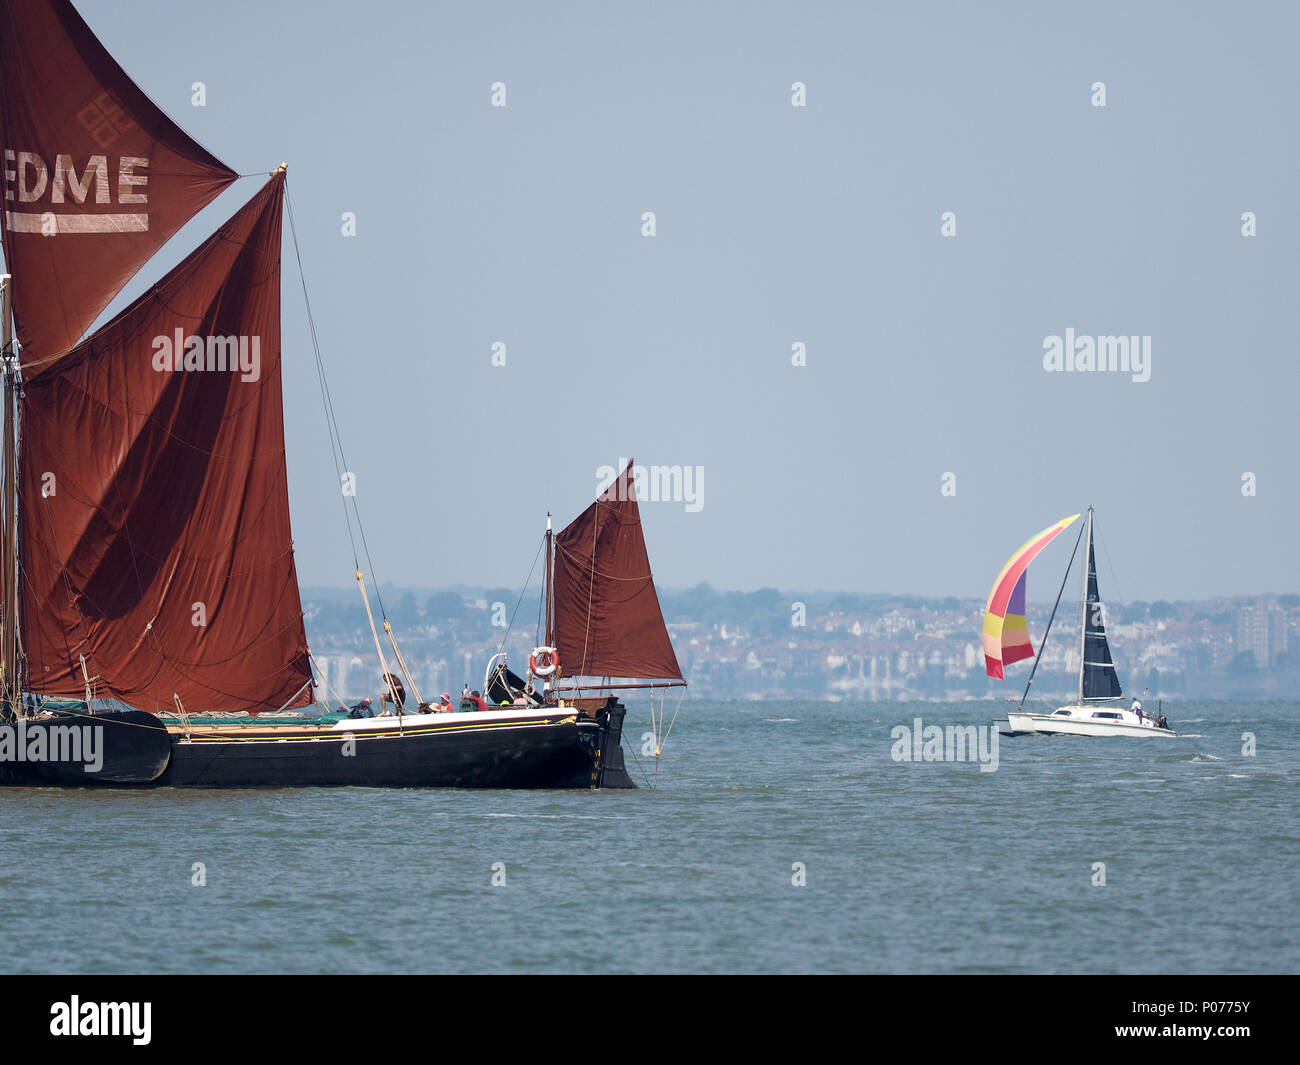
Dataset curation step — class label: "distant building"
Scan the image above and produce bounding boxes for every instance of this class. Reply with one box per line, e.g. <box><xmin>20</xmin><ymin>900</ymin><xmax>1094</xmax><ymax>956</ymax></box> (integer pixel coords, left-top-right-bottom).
<box><xmin>1235</xmin><ymin>604</ymin><xmax>1287</xmax><ymax>666</ymax></box>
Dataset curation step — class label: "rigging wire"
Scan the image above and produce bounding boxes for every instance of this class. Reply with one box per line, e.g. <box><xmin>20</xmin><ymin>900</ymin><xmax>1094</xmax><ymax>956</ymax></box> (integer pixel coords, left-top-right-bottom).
<box><xmin>309</xmin><ymin>650</ymin><xmax>353</xmax><ymax>712</ymax></box>
<box><xmin>287</xmin><ymin>182</ymin><xmax>423</xmax><ymax>707</ymax></box>
<box><xmin>535</xmin><ymin>576</ymin><xmax>545</xmax><ymax>649</ymax></box>
<box><xmin>285</xmin><ymin>185</ymin><xmax>361</xmax><ymax>571</ymax></box>
<box><xmin>497</xmin><ymin>534</ymin><xmax>546</xmax><ymax>654</ymax></box>
<box><xmin>1095</xmin><ymin>524</ymin><xmax>1126</xmax><ymax>606</ymax></box>
<box><xmin>285</xmin><ymin>183</ymin><xmax>393</xmax><ymax>620</ymax></box>
<box><xmin>623</xmin><ymin>732</ymin><xmax>654</xmax><ymax>790</ymax></box>
<box><xmin>286</xmin><ymin>180</ymin><xmax>428</xmax><ymax>712</ymax></box>
<box><xmin>1018</xmin><ymin>518</ymin><xmax>1086</xmax><ymax>711</ymax></box>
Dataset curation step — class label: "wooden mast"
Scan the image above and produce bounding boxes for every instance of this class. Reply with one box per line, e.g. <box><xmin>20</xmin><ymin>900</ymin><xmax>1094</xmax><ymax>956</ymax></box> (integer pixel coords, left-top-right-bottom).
<box><xmin>0</xmin><ymin>274</ymin><xmax>18</xmax><ymax>721</ymax></box>
<box><xmin>544</xmin><ymin>513</ymin><xmax>553</xmax><ymax>649</ymax></box>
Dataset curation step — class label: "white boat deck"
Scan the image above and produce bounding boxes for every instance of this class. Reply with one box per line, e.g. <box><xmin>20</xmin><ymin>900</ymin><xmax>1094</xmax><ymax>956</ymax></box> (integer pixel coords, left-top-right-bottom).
<box><xmin>1005</xmin><ymin>704</ymin><xmax>1175</xmax><ymax>738</ymax></box>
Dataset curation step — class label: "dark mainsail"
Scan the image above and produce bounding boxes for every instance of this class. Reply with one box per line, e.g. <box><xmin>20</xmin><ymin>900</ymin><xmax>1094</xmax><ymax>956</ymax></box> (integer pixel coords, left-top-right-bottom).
<box><xmin>0</xmin><ymin>0</ymin><xmax>238</xmax><ymax>363</ymax></box>
<box><xmin>19</xmin><ymin>173</ymin><xmax>313</xmax><ymax>713</ymax></box>
<box><xmin>552</xmin><ymin>460</ymin><xmax>683</xmax><ymax>682</ymax></box>
<box><xmin>1081</xmin><ymin>535</ymin><xmax>1123</xmax><ymax>700</ymax></box>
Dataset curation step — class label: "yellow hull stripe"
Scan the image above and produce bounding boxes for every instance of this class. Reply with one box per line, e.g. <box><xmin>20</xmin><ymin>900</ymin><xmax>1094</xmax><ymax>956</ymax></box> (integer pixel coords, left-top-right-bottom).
<box><xmin>172</xmin><ymin>715</ymin><xmax>580</xmax><ymax>744</ymax></box>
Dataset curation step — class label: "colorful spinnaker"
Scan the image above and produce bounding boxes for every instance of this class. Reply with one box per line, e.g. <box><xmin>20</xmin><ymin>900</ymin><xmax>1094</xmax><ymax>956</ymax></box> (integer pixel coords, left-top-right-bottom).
<box><xmin>983</xmin><ymin>514</ymin><xmax>1081</xmax><ymax>679</ymax></box>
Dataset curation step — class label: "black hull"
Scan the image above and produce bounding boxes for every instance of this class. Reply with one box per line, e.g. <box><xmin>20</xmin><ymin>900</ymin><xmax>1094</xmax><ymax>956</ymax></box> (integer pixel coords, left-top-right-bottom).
<box><xmin>0</xmin><ymin>710</ymin><xmax>171</xmax><ymax>785</ymax></box>
<box><xmin>0</xmin><ymin>702</ymin><xmax>637</xmax><ymax>790</ymax></box>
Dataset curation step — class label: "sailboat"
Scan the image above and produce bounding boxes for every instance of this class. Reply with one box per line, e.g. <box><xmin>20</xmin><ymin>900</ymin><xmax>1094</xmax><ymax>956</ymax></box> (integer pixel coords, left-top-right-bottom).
<box><xmin>477</xmin><ymin>460</ymin><xmax>687</xmax><ymax>770</ymax></box>
<box><xmin>0</xmin><ymin>0</ymin><xmax>664</xmax><ymax>787</ymax></box>
<box><xmin>984</xmin><ymin>509</ymin><xmax>1174</xmax><ymax>738</ymax></box>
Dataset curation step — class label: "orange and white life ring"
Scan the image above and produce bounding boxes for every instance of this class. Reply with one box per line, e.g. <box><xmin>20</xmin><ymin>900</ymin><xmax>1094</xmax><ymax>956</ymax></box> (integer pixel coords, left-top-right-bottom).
<box><xmin>530</xmin><ymin>647</ymin><xmax>559</xmax><ymax>677</ymax></box>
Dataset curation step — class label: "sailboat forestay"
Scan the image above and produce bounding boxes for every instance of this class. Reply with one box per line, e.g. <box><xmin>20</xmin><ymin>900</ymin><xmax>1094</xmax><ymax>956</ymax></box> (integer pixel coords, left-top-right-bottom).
<box><xmin>0</xmin><ymin>0</ymin><xmax>671</xmax><ymax>787</ymax></box>
<box><xmin>985</xmin><ymin>509</ymin><xmax>1175</xmax><ymax>738</ymax></box>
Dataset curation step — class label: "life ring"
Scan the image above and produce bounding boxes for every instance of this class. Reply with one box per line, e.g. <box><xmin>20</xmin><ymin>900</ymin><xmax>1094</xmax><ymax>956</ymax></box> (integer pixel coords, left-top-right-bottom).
<box><xmin>530</xmin><ymin>647</ymin><xmax>559</xmax><ymax>677</ymax></box>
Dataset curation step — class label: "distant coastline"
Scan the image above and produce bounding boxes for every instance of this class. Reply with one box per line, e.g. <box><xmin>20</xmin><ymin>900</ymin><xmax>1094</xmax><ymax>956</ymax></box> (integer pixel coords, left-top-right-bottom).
<box><xmin>301</xmin><ymin>585</ymin><xmax>1300</xmax><ymax>704</ymax></box>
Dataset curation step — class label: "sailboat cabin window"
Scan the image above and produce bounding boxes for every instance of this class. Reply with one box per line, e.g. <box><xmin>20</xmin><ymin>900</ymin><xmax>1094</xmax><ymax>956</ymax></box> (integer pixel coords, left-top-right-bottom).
<box><xmin>1053</xmin><ymin>710</ymin><xmax>1072</xmax><ymax>716</ymax></box>
<box><xmin>1091</xmin><ymin>712</ymin><xmax>1122</xmax><ymax>720</ymax></box>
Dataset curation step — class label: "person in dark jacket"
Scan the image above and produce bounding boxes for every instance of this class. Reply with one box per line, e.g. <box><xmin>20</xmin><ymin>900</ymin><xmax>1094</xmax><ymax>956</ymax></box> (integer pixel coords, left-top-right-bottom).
<box><xmin>379</xmin><ymin>672</ymin><xmax>406</xmax><ymax>716</ymax></box>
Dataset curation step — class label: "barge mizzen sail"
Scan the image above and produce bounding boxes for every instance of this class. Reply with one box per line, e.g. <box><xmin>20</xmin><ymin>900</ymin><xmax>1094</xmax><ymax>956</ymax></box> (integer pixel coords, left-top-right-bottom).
<box><xmin>552</xmin><ymin>459</ymin><xmax>683</xmax><ymax>683</ymax></box>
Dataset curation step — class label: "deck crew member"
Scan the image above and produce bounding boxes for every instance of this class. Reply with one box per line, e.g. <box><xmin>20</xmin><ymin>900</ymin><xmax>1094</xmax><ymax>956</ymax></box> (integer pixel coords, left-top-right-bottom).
<box><xmin>379</xmin><ymin>672</ymin><xmax>407</xmax><ymax>717</ymax></box>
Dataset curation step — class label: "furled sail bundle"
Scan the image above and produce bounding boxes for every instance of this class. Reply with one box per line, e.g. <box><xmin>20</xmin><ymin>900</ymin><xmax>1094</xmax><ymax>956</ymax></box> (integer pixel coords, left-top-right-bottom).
<box><xmin>0</xmin><ymin>0</ymin><xmax>237</xmax><ymax>363</ymax></box>
<box><xmin>18</xmin><ymin>173</ymin><xmax>313</xmax><ymax>712</ymax></box>
<box><xmin>552</xmin><ymin>460</ymin><xmax>683</xmax><ymax>681</ymax></box>
<box><xmin>983</xmin><ymin>514</ymin><xmax>1080</xmax><ymax>678</ymax></box>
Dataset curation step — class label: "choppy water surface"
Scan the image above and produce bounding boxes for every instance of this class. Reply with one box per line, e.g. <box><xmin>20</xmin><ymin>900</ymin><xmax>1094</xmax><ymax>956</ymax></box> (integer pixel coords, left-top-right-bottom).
<box><xmin>1</xmin><ymin>700</ymin><xmax>1295</xmax><ymax>973</ymax></box>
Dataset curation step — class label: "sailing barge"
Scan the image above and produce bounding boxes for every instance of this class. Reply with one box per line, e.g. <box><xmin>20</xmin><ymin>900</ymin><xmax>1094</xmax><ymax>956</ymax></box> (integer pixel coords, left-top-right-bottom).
<box><xmin>0</xmin><ymin>2</ymin><xmax>684</xmax><ymax>787</ymax></box>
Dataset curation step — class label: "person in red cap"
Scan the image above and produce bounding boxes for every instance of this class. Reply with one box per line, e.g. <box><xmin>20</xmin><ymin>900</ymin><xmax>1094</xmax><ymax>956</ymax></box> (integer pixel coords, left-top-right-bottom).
<box><xmin>436</xmin><ymin>692</ymin><xmax>454</xmax><ymax>713</ymax></box>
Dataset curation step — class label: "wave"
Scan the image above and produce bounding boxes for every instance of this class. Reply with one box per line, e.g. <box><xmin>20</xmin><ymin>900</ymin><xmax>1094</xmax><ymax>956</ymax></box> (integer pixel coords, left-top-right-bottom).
<box><xmin>482</xmin><ymin>813</ymin><xmax>631</xmax><ymax>821</ymax></box>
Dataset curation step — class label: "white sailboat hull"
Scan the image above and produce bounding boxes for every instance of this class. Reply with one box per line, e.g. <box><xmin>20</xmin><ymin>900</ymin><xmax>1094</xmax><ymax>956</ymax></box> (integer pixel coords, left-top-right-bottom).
<box><xmin>1005</xmin><ymin>707</ymin><xmax>1175</xmax><ymax>738</ymax></box>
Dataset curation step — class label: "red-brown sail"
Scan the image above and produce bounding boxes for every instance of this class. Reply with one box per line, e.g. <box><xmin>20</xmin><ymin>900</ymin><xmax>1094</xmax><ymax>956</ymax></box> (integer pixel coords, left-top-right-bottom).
<box><xmin>0</xmin><ymin>0</ymin><xmax>237</xmax><ymax>365</ymax></box>
<box><xmin>552</xmin><ymin>460</ymin><xmax>683</xmax><ymax>681</ymax></box>
<box><xmin>18</xmin><ymin>172</ymin><xmax>312</xmax><ymax>713</ymax></box>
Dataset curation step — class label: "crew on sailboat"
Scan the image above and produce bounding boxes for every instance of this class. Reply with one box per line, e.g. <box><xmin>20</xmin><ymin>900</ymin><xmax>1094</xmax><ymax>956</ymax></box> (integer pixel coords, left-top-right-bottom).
<box><xmin>459</xmin><ymin>688</ymin><xmax>490</xmax><ymax>713</ymax></box>
<box><xmin>379</xmin><ymin>672</ymin><xmax>406</xmax><ymax>716</ymax></box>
<box><xmin>1131</xmin><ymin>698</ymin><xmax>1143</xmax><ymax>720</ymax></box>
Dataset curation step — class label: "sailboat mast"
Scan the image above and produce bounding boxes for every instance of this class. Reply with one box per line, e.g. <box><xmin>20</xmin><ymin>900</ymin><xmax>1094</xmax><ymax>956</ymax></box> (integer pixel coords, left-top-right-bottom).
<box><xmin>544</xmin><ymin>513</ymin><xmax>553</xmax><ymax>648</ymax></box>
<box><xmin>1077</xmin><ymin>506</ymin><xmax>1093</xmax><ymax>706</ymax></box>
<box><xmin>0</xmin><ymin>275</ymin><xmax>17</xmax><ymax>721</ymax></box>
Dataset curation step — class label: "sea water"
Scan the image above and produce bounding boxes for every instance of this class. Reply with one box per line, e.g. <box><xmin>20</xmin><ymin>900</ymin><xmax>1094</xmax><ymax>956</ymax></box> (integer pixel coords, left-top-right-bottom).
<box><xmin>0</xmin><ymin>700</ymin><xmax>1294</xmax><ymax>973</ymax></box>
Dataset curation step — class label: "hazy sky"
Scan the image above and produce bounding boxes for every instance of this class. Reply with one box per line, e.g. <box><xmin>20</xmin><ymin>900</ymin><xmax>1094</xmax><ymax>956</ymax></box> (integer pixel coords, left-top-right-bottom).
<box><xmin>36</xmin><ymin>0</ymin><xmax>1300</xmax><ymax>601</ymax></box>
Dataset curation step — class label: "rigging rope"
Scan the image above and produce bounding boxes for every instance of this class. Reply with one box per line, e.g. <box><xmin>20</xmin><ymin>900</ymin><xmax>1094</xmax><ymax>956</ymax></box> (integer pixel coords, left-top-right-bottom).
<box><xmin>309</xmin><ymin>650</ymin><xmax>352</xmax><ymax>711</ymax></box>
<box><xmin>271</xmin><ymin>676</ymin><xmax>315</xmax><ymax>715</ymax></box>
<box><xmin>535</xmin><ymin>575</ymin><xmax>545</xmax><ymax>649</ymax></box>
<box><xmin>623</xmin><ymin>732</ymin><xmax>654</xmax><ymax>789</ymax></box>
<box><xmin>355</xmin><ymin>568</ymin><xmax>401</xmax><ymax>722</ymax></box>
<box><xmin>288</xmin><ymin>181</ymin><xmax>427</xmax><ymax>712</ymax></box>
<box><xmin>383</xmin><ymin>617</ymin><xmax>423</xmax><ymax>709</ymax></box>
<box><xmin>286</xmin><ymin>184</ymin><xmax>391</xmax><ymax>622</ymax></box>
<box><xmin>643</xmin><ymin>685</ymin><xmax>687</xmax><ymax>789</ymax></box>
<box><xmin>498</xmin><ymin>533</ymin><xmax>545</xmax><ymax>654</ymax></box>
<box><xmin>1095</xmin><ymin>525</ymin><xmax>1126</xmax><ymax>606</ymax></box>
